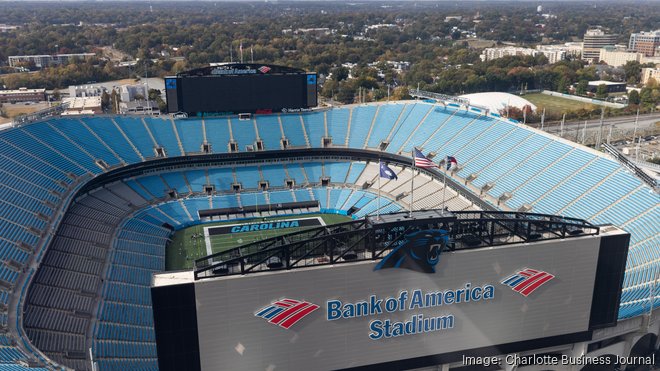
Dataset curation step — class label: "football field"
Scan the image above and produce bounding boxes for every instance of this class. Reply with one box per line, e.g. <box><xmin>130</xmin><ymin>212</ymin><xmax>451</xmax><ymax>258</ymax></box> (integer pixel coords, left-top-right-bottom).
<box><xmin>166</xmin><ymin>213</ymin><xmax>352</xmax><ymax>270</ymax></box>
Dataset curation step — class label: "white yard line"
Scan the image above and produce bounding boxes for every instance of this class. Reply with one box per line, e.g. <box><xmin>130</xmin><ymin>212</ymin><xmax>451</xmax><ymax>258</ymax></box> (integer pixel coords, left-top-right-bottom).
<box><xmin>203</xmin><ymin>226</ymin><xmax>213</xmax><ymax>256</ymax></box>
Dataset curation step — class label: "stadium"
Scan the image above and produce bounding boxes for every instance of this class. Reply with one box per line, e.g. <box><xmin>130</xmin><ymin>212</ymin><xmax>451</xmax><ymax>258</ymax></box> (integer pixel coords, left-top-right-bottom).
<box><xmin>0</xmin><ymin>75</ymin><xmax>657</xmax><ymax>371</ymax></box>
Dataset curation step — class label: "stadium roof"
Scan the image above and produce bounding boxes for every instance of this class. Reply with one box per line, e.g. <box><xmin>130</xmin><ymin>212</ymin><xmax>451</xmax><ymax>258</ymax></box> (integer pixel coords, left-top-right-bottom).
<box><xmin>459</xmin><ymin>92</ymin><xmax>537</xmax><ymax>114</ymax></box>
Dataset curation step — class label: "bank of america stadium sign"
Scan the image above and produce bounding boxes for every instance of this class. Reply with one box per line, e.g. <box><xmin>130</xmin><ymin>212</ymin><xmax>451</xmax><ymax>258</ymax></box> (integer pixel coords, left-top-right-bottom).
<box><xmin>255</xmin><ymin>268</ymin><xmax>553</xmax><ymax>340</ymax></box>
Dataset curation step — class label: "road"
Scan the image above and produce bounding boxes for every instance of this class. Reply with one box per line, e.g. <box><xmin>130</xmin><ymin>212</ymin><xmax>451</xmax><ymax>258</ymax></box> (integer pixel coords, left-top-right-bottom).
<box><xmin>526</xmin><ymin>112</ymin><xmax>660</xmax><ymax>135</ymax></box>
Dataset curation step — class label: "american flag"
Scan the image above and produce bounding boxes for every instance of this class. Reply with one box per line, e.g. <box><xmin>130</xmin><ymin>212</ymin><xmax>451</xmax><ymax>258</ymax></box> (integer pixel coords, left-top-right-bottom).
<box><xmin>413</xmin><ymin>147</ymin><xmax>437</xmax><ymax>168</ymax></box>
<box><xmin>255</xmin><ymin>298</ymin><xmax>319</xmax><ymax>329</ymax></box>
<box><xmin>501</xmin><ymin>268</ymin><xmax>555</xmax><ymax>297</ymax></box>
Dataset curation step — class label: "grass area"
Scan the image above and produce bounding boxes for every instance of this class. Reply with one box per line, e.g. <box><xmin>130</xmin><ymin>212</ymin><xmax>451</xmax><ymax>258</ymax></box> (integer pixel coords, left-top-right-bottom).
<box><xmin>1</xmin><ymin>102</ymin><xmax>49</xmax><ymax>118</ymax></box>
<box><xmin>523</xmin><ymin>93</ymin><xmax>597</xmax><ymax>116</ymax></box>
<box><xmin>166</xmin><ymin>213</ymin><xmax>352</xmax><ymax>270</ymax></box>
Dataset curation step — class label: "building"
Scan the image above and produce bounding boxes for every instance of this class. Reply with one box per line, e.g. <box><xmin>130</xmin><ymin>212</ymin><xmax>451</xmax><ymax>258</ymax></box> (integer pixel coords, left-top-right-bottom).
<box><xmin>444</xmin><ymin>16</ymin><xmax>463</xmax><ymax>22</ymax></box>
<box><xmin>597</xmin><ymin>47</ymin><xmax>660</xmax><ymax>67</ymax></box>
<box><xmin>0</xmin><ymin>88</ymin><xmax>46</xmax><ymax>103</ymax></box>
<box><xmin>69</xmin><ymin>85</ymin><xmax>106</xmax><ymax>98</ymax></box>
<box><xmin>537</xmin><ymin>42</ymin><xmax>582</xmax><ymax>59</ymax></box>
<box><xmin>641</xmin><ymin>68</ymin><xmax>660</xmax><ymax>85</ymax></box>
<box><xmin>598</xmin><ymin>46</ymin><xmax>644</xmax><ymax>67</ymax></box>
<box><xmin>0</xmin><ymin>24</ymin><xmax>19</xmax><ymax>32</ymax></box>
<box><xmin>582</xmin><ymin>29</ymin><xmax>618</xmax><ymax>62</ymax></box>
<box><xmin>119</xmin><ymin>100</ymin><xmax>159</xmax><ymax>115</ymax></box>
<box><xmin>480</xmin><ymin>47</ymin><xmax>537</xmax><ymax>62</ymax></box>
<box><xmin>534</xmin><ymin>45</ymin><xmax>568</xmax><ymax>64</ymax></box>
<box><xmin>62</xmin><ymin>96</ymin><xmax>103</xmax><ymax>115</ymax></box>
<box><xmin>628</xmin><ymin>30</ymin><xmax>660</xmax><ymax>57</ymax></box>
<box><xmin>120</xmin><ymin>84</ymin><xmax>149</xmax><ymax>102</ymax></box>
<box><xmin>8</xmin><ymin>53</ymin><xmax>96</xmax><ymax>68</ymax></box>
<box><xmin>480</xmin><ymin>46</ymin><xmax>568</xmax><ymax>64</ymax></box>
<box><xmin>587</xmin><ymin>80</ymin><xmax>627</xmax><ymax>94</ymax></box>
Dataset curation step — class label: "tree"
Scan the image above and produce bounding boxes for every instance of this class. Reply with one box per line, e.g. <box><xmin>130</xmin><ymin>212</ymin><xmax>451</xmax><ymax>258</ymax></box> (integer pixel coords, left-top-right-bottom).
<box><xmin>575</xmin><ymin>80</ymin><xmax>588</xmax><ymax>96</ymax></box>
<box><xmin>331</xmin><ymin>66</ymin><xmax>349</xmax><ymax>82</ymax></box>
<box><xmin>110</xmin><ymin>90</ymin><xmax>120</xmax><ymax>114</ymax></box>
<box><xmin>335</xmin><ymin>84</ymin><xmax>356</xmax><ymax>104</ymax></box>
<box><xmin>623</xmin><ymin>61</ymin><xmax>642</xmax><ymax>85</ymax></box>
<box><xmin>101</xmin><ymin>91</ymin><xmax>110</xmax><ymax>110</ymax></box>
<box><xmin>595</xmin><ymin>84</ymin><xmax>608</xmax><ymax>99</ymax></box>
<box><xmin>628</xmin><ymin>90</ymin><xmax>640</xmax><ymax>105</ymax></box>
<box><xmin>556</xmin><ymin>76</ymin><xmax>569</xmax><ymax>94</ymax></box>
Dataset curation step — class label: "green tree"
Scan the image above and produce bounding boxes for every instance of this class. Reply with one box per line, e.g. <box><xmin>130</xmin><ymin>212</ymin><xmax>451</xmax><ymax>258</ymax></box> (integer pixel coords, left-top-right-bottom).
<box><xmin>622</xmin><ymin>61</ymin><xmax>642</xmax><ymax>85</ymax></box>
<box><xmin>101</xmin><ymin>91</ymin><xmax>110</xmax><ymax>110</ymax></box>
<box><xmin>331</xmin><ymin>67</ymin><xmax>349</xmax><ymax>82</ymax></box>
<box><xmin>628</xmin><ymin>90</ymin><xmax>640</xmax><ymax>105</ymax></box>
<box><xmin>335</xmin><ymin>84</ymin><xmax>356</xmax><ymax>104</ymax></box>
<box><xmin>556</xmin><ymin>76</ymin><xmax>569</xmax><ymax>94</ymax></box>
<box><xmin>575</xmin><ymin>80</ymin><xmax>588</xmax><ymax>96</ymax></box>
<box><xmin>595</xmin><ymin>84</ymin><xmax>608</xmax><ymax>99</ymax></box>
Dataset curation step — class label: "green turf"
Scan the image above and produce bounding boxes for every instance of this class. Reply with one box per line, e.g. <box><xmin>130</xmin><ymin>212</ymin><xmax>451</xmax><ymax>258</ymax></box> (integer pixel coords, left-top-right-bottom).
<box><xmin>165</xmin><ymin>213</ymin><xmax>352</xmax><ymax>270</ymax></box>
<box><xmin>522</xmin><ymin>93</ymin><xmax>597</xmax><ymax>116</ymax></box>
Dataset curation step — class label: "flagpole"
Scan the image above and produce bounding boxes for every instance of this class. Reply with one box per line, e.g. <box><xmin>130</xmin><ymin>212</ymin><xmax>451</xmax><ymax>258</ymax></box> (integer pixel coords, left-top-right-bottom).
<box><xmin>442</xmin><ymin>165</ymin><xmax>447</xmax><ymax>211</ymax></box>
<box><xmin>410</xmin><ymin>149</ymin><xmax>415</xmax><ymax>217</ymax></box>
<box><xmin>377</xmin><ymin>160</ymin><xmax>381</xmax><ymax>219</ymax></box>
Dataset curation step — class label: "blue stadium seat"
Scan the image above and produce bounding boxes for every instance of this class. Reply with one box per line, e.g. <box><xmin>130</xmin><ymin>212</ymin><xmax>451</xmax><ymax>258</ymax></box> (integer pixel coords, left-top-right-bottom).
<box><xmin>255</xmin><ymin>115</ymin><xmax>282</xmax><ymax>150</ymax></box>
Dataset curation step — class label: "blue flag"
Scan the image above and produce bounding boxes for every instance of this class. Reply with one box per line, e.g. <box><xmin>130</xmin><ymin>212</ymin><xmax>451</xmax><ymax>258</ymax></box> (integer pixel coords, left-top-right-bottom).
<box><xmin>379</xmin><ymin>162</ymin><xmax>398</xmax><ymax>180</ymax></box>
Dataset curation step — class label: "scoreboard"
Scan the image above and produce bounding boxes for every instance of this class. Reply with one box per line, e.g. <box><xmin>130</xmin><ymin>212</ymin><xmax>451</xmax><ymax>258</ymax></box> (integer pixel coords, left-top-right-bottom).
<box><xmin>165</xmin><ymin>64</ymin><xmax>317</xmax><ymax>116</ymax></box>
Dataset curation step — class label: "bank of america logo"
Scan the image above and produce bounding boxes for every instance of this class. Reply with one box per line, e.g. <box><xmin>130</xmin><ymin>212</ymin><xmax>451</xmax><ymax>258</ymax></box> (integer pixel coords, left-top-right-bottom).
<box><xmin>259</xmin><ymin>65</ymin><xmax>271</xmax><ymax>74</ymax></box>
<box><xmin>255</xmin><ymin>298</ymin><xmax>319</xmax><ymax>329</ymax></box>
<box><xmin>501</xmin><ymin>268</ymin><xmax>555</xmax><ymax>297</ymax></box>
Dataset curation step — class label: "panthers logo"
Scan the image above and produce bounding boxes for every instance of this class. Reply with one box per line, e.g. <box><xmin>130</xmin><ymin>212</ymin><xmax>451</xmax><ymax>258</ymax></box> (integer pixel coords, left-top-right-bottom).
<box><xmin>374</xmin><ymin>229</ymin><xmax>449</xmax><ymax>273</ymax></box>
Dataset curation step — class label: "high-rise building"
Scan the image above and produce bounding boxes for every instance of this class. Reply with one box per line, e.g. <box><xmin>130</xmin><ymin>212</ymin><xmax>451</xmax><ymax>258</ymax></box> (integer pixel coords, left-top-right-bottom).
<box><xmin>628</xmin><ymin>30</ymin><xmax>660</xmax><ymax>57</ymax></box>
<box><xmin>582</xmin><ymin>29</ymin><xmax>617</xmax><ymax>62</ymax></box>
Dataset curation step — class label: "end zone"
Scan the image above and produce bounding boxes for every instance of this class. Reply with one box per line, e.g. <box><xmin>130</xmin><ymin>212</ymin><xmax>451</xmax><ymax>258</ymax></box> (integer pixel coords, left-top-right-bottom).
<box><xmin>202</xmin><ymin>216</ymin><xmax>326</xmax><ymax>255</ymax></box>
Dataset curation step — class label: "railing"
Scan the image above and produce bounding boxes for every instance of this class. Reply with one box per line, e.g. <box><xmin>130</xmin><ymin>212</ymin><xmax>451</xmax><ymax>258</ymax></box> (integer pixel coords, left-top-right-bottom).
<box><xmin>11</xmin><ymin>103</ymin><xmax>69</xmax><ymax>127</ymax></box>
<box><xmin>602</xmin><ymin>143</ymin><xmax>658</xmax><ymax>191</ymax></box>
<box><xmin>194</xmin><ymin>210</ymin><xmax>599</xmax><ymax>280</ymax></box>
<box><xmin>408</xmin><ymin>89</ymin><xmax>491</xmax><ymax>114</ymax></box>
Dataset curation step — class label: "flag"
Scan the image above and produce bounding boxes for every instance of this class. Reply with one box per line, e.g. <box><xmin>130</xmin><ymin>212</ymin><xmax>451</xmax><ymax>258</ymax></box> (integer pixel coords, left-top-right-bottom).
<box><xmin>413</xmin><ymin>148</ymin><xmax>437</xmax><ymax>168</ymax></box>
<box><xmin>445</xmin><ymin>156</ymin><xmax>458</xmax><ymax>170</ymax></box>
<box><xmin>379</xmin><ymin>161</ymin><xmax>398</xmax><ymax>180</ymax></box>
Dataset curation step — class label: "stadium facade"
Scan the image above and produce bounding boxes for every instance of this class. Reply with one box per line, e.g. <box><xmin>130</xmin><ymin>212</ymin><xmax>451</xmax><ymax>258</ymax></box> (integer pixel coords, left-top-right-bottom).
<box><xmin>0</xmin><ymin>100</ymin><xmax>655</xmax><ymax>370</ymax></box>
